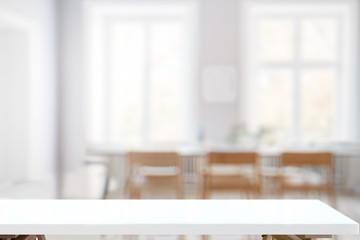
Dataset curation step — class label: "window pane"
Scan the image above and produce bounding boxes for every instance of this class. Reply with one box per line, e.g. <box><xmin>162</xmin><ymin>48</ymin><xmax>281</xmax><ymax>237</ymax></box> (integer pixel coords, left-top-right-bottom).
<box><xmin>258</xmin><ymin>18</ymin><xmax>295</xmax><ymax>62</ymax></box>
<box><xmin>300</xmin><ymin>69</ymin><xmax>335</xmax><ymax>143</ymax></box>
<box><xmin>110</xmin><ymin>23</ymin><xmax>145</xmax><ymax>145</ymax></box>
<box><xmin>149</xmin><ymin>21</ymin><xmax>185</xmax><ymax>142</ymax></box>
<box><xmin>258</xmin><ymin>69</ymin><xmax>293</xmax><ymax>145</ymax></box>
<box><xmin>300</xmin><ymin>18</ymin><xmax>338</xmax><ymax>61</ymax></box>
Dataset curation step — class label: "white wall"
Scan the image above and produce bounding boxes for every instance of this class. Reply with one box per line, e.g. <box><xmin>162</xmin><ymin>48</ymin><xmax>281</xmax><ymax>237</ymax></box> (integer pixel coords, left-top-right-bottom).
<box><xmin>0</xmin><ymin>0</ymin><xmax>57</xmax><ymax>182</ymax></box>
<box><xmin>0</xmin><ymin>30</ymin><xmax>29</xmax><ymax>182</ymax></box>
<box><xmin>199</xmin><ymin>0</ymin><xmax>239</xmax><ymax>145</ymax></box>
<box><xmin>57</xmin><ymin>0</ymin><xmax>85</xmax><ymax>172</ymax></box>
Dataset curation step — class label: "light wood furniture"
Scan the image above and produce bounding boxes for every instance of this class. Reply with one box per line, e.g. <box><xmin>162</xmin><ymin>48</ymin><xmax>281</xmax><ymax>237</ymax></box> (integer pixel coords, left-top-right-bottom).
<box><xmin>0</xmin><ymin>200</ymin><xmax>358</xmax><ymax>239</ymax></box>
<box><xmin>125</xmin><ymin>151</ymin><xmax>184</xmax><ymax>199</ymax></box>
<box><xmin>279</xmin><ymin>152</ymin><xmax>336</xmax><ymax>207</ymax></box>
<box><xmin>87</xmin><ymin>145</ymin><xmax>360</xmax><ymax>199</ymax></box>
<box><xmin>202</xmin><ymin>152</ymin><xmax>261</xmax><ymax>198</ymax></box>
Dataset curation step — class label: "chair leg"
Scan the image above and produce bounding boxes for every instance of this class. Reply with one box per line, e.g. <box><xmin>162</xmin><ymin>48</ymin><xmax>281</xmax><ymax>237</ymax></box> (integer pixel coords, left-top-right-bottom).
<box><xmin>201</xmin><ymin>176</ymin><xmax>207</xmax><ymax>199</ymax></box>
<box><xmin>201</xmin><ymin>188</ymin><xmax>205</xmax><ymax>199</ymax></box>
<box><xmin>258</xmin><ymin>184</ymin><xmax>263</xmax><ymax>199</ymax></box>
<box><xmin>129</xmin><ymin>185</ymin><xmax>141</xmax><ymax>199</ymax></box>
<box><xmin>177</xmin><ymin>176</ymin><xmax>184</xmax><ymax>199</ymax></box>
<box><xmin>329</xmin><ymin>189</ymin><xmax>337</xmax><ymax>209</ymax></box>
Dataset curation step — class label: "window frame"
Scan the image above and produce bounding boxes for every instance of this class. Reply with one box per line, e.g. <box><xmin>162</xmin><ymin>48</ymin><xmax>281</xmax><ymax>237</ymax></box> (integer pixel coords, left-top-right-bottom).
<box><xmin>239</xmin><ymin>0</ymin><xmax>359</xmax><ymax>145</ymax></box>
<box><xmin>84</xmin><ymin>0</ymin><xmax>199</xmax><ymax>146</ymax></box>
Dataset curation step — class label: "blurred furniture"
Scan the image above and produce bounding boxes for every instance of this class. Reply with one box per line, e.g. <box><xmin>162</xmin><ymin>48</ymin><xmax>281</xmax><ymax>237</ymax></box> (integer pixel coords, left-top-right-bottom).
<box><xmin>87</xmin><ymin>144</ymin><xmax>360</xmax><ymax>199</ymax></box>
<box><xmin>278</xmin><ymin>152</ymin><xmax>336</xmax><ymax>207</ymax></box>
<box><xmin>125</xmin><ymin>151</ymin><xmax>184</xmax><ymax>199</ymax></box>
<box><xmin>202</xmin><ymin>152</ymin><xmax>261</xmax><ymax>198</ymax></box>
<box><xmin>0</xmin><ymin>200</ymin><xmax>358</xmax><ymax>239</ymax></box>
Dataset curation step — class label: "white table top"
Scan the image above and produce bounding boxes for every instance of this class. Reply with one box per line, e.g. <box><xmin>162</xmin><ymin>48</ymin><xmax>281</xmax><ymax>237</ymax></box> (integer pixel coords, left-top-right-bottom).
<box><xmin>0</xmin><ymin>200</ymin><xmax>358</xmax><ymax>235</ymax></box>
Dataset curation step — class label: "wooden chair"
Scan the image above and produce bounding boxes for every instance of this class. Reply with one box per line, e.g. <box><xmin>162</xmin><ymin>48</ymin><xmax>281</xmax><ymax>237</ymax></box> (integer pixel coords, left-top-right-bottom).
<box><xmin>201</xmin><ymin>152</ymin><xmax>261</xmax><ymax>199</ymax></box>
<box><xmin>278</xmin><ymin>152</ymin><xmax>336</xmax><ymax>207</ymax></box>
<box><xmin>125</xmin><ymin>151</ymin><xmax>184</xmax><ymax>199</ymax></box>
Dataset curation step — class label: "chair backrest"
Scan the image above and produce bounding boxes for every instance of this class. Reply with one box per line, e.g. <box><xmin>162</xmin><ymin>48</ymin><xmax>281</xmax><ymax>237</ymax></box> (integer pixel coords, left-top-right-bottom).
<box><xmin>128</xmin><ymin>151</ymin><xmax>180</xmax><ymax>167</ymax></box>
<box><xmin>279</xmin><ymin>152</ymin><xmax>336</xmax><ymax>207</ymax></box>
<box><xmin>280</xmin><ymin>152</ymin><xmax>334</xmax><ymax>186</ymax></box>
<box><xmin>281</xmin><ymin>152</ymin><xmax>333</xmax><ymax>167</ymax></box>
<box><xmin>208</xmin><ymin>152</ymin><xmax>258</xmax><ymax>165</ymax></box>
<box><xmin>203</xmin><ymin>152</ymin><xmax>261</xmax><ymax>198</ymax></box>
<box><xmin>125</xmin><ymin>151</ymin><xmax>183</xmax><ymax>199</ymax></box>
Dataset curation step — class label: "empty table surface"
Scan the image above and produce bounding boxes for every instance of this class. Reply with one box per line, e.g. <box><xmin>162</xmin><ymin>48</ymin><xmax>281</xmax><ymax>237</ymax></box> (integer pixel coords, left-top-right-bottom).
<box><xmin>0</xmin><ymin>200</ymin><xmax>358</xmax><ymax>235</ymax></box>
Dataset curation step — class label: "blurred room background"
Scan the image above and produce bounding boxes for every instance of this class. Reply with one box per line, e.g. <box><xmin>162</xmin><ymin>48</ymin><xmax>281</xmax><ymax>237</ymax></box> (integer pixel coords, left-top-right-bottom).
<box><xmin>0</xmin><ymin>0</ymin><xmax>359</xmax><ymax>239</ymax></box>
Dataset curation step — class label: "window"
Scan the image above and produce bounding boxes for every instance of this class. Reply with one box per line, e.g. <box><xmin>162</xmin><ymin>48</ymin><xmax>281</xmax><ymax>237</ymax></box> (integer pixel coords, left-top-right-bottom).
<box><xmin>241</xmin><ymin>0</ymin><xmax>358</xmax><ymax>146</ymax></box>
<box><xmin>85</xmin><ymin>1</ymin><xmax>197</xmax><ymax>147</ymax></box>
